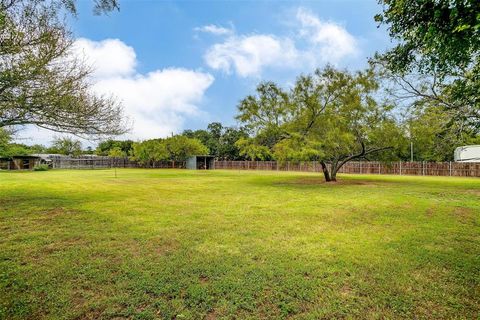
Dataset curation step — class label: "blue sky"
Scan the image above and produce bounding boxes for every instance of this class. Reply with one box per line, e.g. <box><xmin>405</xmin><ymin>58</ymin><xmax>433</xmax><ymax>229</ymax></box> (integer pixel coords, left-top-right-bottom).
<box><xmin>21</xmin><ymin>0</ymin><xmax>393</xmax><ymax>145</ymax></box>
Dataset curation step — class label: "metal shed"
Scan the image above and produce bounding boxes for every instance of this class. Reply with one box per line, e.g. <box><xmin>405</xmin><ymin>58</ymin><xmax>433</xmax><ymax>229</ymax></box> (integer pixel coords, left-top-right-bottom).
<box><xmin>186</xmin><ymin>155</ymin><xmax>215</xmax><ymax>170</ymax></box>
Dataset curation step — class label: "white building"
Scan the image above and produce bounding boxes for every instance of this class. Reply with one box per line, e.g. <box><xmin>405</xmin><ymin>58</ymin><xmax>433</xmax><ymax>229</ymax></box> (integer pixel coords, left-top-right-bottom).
<box><xmin>454</xmin><ymin>145</ymin><xmax>480</xmax><ymax>162</ymax></box>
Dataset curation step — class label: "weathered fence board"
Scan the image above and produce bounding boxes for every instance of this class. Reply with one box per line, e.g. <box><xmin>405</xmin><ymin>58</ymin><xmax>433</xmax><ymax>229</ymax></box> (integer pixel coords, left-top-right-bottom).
<box><xmin>51</xmin><ymin>157</ymin><xmax>185</xmax><ymax>169</ymax></box>
<box><xmin>214</xmin><ymin>160</ymin><xmax>480</xmax><ymax>177</ymax></box>
<box><xmin>49</xmin><ymin>157</ymin><xmax>480</xmax><ymax>177</ymax></box>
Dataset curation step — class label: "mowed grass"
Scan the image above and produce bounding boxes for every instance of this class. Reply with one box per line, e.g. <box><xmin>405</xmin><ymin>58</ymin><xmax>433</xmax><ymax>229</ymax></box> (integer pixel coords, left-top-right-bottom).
<box><xmin>0</xmin><ymin>169</ymin><xmax>479</xmax><ymax>319</ymax></box>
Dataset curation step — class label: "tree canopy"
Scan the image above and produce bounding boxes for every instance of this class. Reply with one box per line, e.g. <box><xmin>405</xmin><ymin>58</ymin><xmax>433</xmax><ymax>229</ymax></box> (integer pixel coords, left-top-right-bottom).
<box><xmin>48</xmin><ymin>136</ymin><xmax>82</xmax><ymax>156</ymax></box>
<box><xmin>236</xmin><ymin>66</ymin><xmax>401</xmax><ymax>181</ymax></box>
<box><xmin>182</xmin><ymin>122</ymin><xmax>248</xmax><ymax>160</ymax></box>
<box><xmin>375</xmin><ymin>0</ymin><xmax>480</xmax><ymax>132</ymax></box>
<box><xmin>0</xmin><ymin>0</ymin><xmax>126</xmax><ymax>137</ymax></box>
<box><xmin>375</xmin><ymin>0</ymin><xmax>480</xmax><ymax>75</ymax></box>
<box><xmin>96</xmin><ymin>139</ymin><xmax>134</xmax><ymax>156</ymax></box>
<box><xmin>132</xmin><ymin>136</ymin><xmax>208</xmax><ymax>167</ymax></box>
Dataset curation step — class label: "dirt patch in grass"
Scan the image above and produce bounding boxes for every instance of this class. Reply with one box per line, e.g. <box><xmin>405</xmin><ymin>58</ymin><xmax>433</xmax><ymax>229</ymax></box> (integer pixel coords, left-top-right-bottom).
<box><xmin>425</xmin><ymin>207</ymin><xmax>436</xmax><ymax>217</ymax></box>
<box><xmin>205</xmin><ymin>309</ymin><xmax>217</xmax><ymax>320</ymax></box>
<box><xmin>452</xmin><ymin>207</ymin><xmax>476</xmax><ymax>225</ymax></box>
<box><xmin>276</xmin><ymin>177</ymin><xmax>378</xmax><ymax>186</ymax></box>
<box><xmin>340</xmin><ymin>284</ymin><xmax>353</xmax><ymax>297</ymax></box>
<box><xmin>0</xmin><ymin>197</ymin><xmax>21</xmax><ymax>207</ymax></box>
<box><xmin>41</xmin><ymin>236</ymin><xmax>87</xmax><ymax>255</ymax></box>
<box><xmin>24</xmin><ymin>207</ymin><xmax>83</xmax><ymax>224</ymax></box>
<box><xmin>425</xmin><ymin>208</ymin><xmax>433</xmax><ymax>217</ymax></box>
<box><xmin>39</xmin><ymin>207</ymin><xmax>79</xmax><ymax>217</ymax></box>
<box><xmin>464</xmin><ymin>189</ymin><xmax>480</xmax><ymax>197</ymax></box>
<box><xmin>199</xmin><ymin>275</ymin><xmax>209</xmax><ymax>284</ymax></box>
<box><xmin>145</xmin><ymin>237</ymin><xmax>181</xmax><ymax>257</ymax></box>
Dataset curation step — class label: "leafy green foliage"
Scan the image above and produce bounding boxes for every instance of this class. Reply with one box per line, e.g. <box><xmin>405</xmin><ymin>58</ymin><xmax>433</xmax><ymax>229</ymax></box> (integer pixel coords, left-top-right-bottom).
<box><xmin>375</xmin><ymin>0</ymin><xmax>480</xmax><ymax>130</ymax></box>
<box><xmin>235</xmin><ymin>137</ymin><xmax>273</xmax><ymax>160</ymax></box>
<box><xmin>375</xmin><ymin>0</ymin><xmax>480</xmax><ymax>75</ymax></box>
<box><xmin>132</xmin><ymin>136</ymin><xmax>208</xmax><ymax>166</ymax></box>
<box><xmin>0</xmin><ymin>130</ymin><xmax>48</xmax><ymax>157</ymax></box>
<box><xmin>0</xmin><ymin>0</ymin><xmax>126</xmax><ymax>136</ymax></box>
<box><xmin>0</xmin><ymin>128</ymin><xmax>10</xmax><ymax>153</ymax></box>
<box><xmin>33</xmin><ymin>164</ymin><xmax>49</xmax><ymax>171</ymax></box>
<box><xmin>96</xmin><ymin>139</ymin><xmax>134</xmax><ymax>156</ymax></box>
<box><xmin>183</xmin><ymin>122</ymin><xmax>248</xmax><ymax>160</ymax></box>
<box><xmin>107</xmin><ymin>146</ymin><xmax>126</xmax><ymax>158</ymax></box>
<box><xmin>404</xmin><ymin>103</ymin><xmax>480</xmax><ymax>161</ymax></box>
<box><xmin>0</xmin><ymin>143</ymin><xmax>31</xmax><ymax>157</ymax></box>
<box><xmin>48</xmin><ymin>137</ymin><xmax>82</xmax><ymax>156</ymax></box>
<box><xmin>237</xmin><ymin>66</ymin><xmax>402</xmax><ymax>181</ymax></box>
<box><xmin>166</xmin><ymin>135</ymin><xmax>208</xmax><ymax>162</ymax></box>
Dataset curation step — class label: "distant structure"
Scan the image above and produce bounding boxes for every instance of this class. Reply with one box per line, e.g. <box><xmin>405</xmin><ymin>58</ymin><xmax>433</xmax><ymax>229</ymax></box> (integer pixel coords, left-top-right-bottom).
<box><xmin>0</xmin><ymin>155</ymin><xmax>45</xmax><ymax>170</ymax></box>
<box><xmin>0</xmin><ymin>154</ymin><xmax>71</xmax><ymax>170</ymax></box>
<box><xmin>454</xmin><ymin>145</ymin><xmax>480</xmax><ymax>162</ymax></box>
<box><xmin>186</xmin><ymin>155</ymin><xmax>215</xmax><ymax>170</ymax></box>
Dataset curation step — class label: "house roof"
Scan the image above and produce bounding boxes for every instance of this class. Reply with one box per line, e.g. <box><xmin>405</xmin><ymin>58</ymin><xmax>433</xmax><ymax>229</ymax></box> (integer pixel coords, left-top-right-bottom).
<box><xmin>0</xmin><ymin>155</ymin><xmax>41</xmax><ymax>160</ymax></box>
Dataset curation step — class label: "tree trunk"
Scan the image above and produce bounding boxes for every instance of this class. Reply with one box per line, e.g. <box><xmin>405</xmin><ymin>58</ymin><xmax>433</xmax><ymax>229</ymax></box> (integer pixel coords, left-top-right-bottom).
<box><xmin>320</xmin><ymin>161</ymin><xmax>332</xmax><ymax>182</ymax></box>
<box><xmin>330</xmin><ymin>169</ymin><xmax>338</xmax><ymax>182</ymax></box>
<box><xmin>330</xmin><ymin>162</ymin><xmax>338</xmax><ymax>182</ymax></box>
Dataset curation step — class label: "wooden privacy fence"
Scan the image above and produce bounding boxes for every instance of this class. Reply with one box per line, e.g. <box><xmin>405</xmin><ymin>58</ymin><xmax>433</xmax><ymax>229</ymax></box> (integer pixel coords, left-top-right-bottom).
<box><xmin>213</xmin><ymin>160</ymin><xmax>480</xmax><ymax>177</ymax></box>
<box><xmin>51</xmin><ymin>157</ymin><xmax>185</xmax><ymax>169</ymax></box>
<box><xmin>49</xmin><ymin>157</ymin><xmax>480</xmax><ymax>177</ymax></box>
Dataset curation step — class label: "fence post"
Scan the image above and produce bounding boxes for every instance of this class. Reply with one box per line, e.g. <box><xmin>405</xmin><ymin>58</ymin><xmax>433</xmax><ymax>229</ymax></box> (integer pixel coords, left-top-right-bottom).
<box><xmin>422</xmin><ymin>161</ymin><xmax>425</xmax><ymax>176</ymax></box>
<box><xmin>378</xmin><ymin>162</ymin><xmax>381</xmax><ymax>175</ymax></box>
<box><xmin>399</xmin><ymin>161</ymin><xmax>402</xmax><ymax>175</ymax></box>
<box><xmin>449</xmin><ymin>161</ymin><xmax>452</xmax><ymax>176</ymax></box>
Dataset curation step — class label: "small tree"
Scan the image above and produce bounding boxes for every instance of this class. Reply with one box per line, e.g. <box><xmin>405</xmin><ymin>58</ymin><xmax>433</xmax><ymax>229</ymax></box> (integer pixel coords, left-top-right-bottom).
<box><xmin>131</xmin><ymin>136</ymin><xmax>208</xmax><ymax>168</ymax></box>
<box><xmin>96</xmin><ymin>139</ymin><xmax>134</xmax><ymax>156</ymax></box>
<box><xmin>183</xmin><ymin>123</ymin><xmax>248</xmax><ymax>160</ymax></box>
<box><xmin>108</xmin><ymin>147</ymin><xmax>126</xmax><ymax>178</ymax></box>
<box><xmin>48</xmin><ymin>137</ymin><xmax>82</xmax><ymax>156</ymax></box>
<box><xmin>164</xmin><ymin>135</ymin><xmax>208</xmax><ymax>166</ymax></box>
<box><xmin>131</xmin><ymin>139</ymin><xmax>168</xmax><ymax>167</ymax></box>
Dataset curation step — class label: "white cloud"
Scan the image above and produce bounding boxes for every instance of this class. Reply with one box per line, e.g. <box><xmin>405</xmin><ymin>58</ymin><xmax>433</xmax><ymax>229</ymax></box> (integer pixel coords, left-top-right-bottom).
<box><xmin>72</xmin><ymin>38</ymin><xmax>137</xmax><ymax>78</ymax></box>
<box><xmin>92</xmin><ymin>68</ymin><xmax>214</xmax><ymax>138</ymax></box>
<box><xmin>194</xmin><ymin>24</ymin><xmax>233</xmax><ymax>36</ymax></box>
<box><xmin>296</xmin><ymin>8</ymin><xmax>358</xmax><ymax>61</ymax></box>
<box><xmin>203</xmin><ymin>7</ymin><xmax>359</xmax><ymax>77</ymax></box>
<box><xmin>73</xmin><ymin>38</ymin><xmax>215</xmax><ymax>140</ymax></box>
<box><xmin>204</xmin><ymin>35</ymin><xmax>299</xmax><ymax>77</ymax></box>
<box><xmin>17</xmin><ymin>38</ymin><xmax>215</xmax><ymax>145</ymax></box>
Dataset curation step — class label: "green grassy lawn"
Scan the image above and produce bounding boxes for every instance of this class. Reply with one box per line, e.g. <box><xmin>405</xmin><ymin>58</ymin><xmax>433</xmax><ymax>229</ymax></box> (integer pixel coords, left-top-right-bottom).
<box><xmin>0</xmin><ymin>169</ymin><xmax>479</xmax><ymax>319</ymax></box>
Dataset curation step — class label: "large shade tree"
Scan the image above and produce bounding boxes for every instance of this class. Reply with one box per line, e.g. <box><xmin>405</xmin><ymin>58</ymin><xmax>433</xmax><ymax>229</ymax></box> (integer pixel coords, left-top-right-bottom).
<box><xmin>374</xmin><ymin>0</ymin><xmax>480</xmax><ymax>131</ymax></box>
<box><xmin>237</xmin><ymin>66</ymin><xmax>401</xmax><ymax>182</ymax></box>
<box><xmin>0</xmin><ymin>0</ymin><xmax>126</xmax><ymax>137</ymax></box>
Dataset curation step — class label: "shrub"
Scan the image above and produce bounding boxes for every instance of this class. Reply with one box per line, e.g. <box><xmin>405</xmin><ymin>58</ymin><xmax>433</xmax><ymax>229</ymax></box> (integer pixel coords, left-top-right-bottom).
<box><xmin>33</xmin><ymin>164</ymin><xmax>49</xmax><ymax>171</ymax></box>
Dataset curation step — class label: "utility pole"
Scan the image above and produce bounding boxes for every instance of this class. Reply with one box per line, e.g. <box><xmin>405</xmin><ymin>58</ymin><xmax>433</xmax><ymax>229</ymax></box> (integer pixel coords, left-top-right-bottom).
<box><xmin>410</xmin><ymin>141</ymin><xmax>414</xmax><ymax>162</ymax></box>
